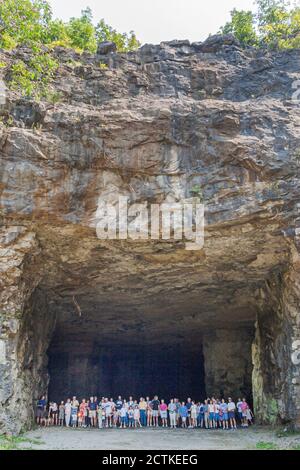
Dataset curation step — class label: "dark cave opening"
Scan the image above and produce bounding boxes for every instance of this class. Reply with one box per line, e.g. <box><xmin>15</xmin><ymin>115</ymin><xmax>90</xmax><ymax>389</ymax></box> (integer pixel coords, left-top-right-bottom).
<box><xmin>47</xmin><ymin>340</ymin><xmax>206</xmax><ymax>402</ymax></box>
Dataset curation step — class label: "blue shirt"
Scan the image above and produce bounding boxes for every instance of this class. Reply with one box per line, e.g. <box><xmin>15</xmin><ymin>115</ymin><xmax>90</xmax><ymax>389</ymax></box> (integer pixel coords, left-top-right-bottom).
<box><xmin>38</xmin><ymin>399</ymin><xmax>46</xmax><ymax>409</ymax></box>
<box><xmin>179</xmin><ymin>406</ymin><xmax>188</xmax><ymax>418</ymax></box>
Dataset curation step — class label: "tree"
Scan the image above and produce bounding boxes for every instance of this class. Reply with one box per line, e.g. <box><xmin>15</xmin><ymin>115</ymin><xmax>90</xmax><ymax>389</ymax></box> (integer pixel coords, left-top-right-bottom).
<box><xmin>95</xmin><ymin>19</ymin><xmax>140</xmax><ymax>52</ymax></box>
<box><xmin>0</xmin><ymin>0</ymin><xmax>140</xmax><ymax>52</ymax></box>
<box><xmin>221</xmin><ymin>9</ymin><xmax>258</xmax><ymax>46</ymax></box>
<box><xmin>0</xmin><ymin>0</ymin><xmax>52</xmax><ymax>48</ymax></box>
<box><xmin>219</xmin><ymin>0</ymin><xmax>300</xmax><ymax>49</ymax></box>
<box><xmin>66</xmin><ymin>7</ymin><xmax>97</xmax><ymax>52</ymax></box>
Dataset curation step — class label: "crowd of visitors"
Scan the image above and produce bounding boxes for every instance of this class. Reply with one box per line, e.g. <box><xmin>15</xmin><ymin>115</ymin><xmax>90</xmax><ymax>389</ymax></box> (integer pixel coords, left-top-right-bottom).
<box><xmin>36</xmin><ymin>395</ymin><xmax>254</xmax><ymax>430</ymax></box>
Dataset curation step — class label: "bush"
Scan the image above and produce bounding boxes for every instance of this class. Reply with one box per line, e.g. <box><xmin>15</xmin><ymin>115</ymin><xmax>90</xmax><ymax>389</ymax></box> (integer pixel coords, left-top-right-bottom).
<box><xmin>220</xmin><ymin>0</ymin><xmax>300</xmax><ymax>49</ymax></box>
<box><xmin>0</xmin><ymin>0</ymin><xmax>140</xmax><ymax>53</ymax></box>
<box><xmin>9</xmin><ymin>53</ymin><xmax>58</xmax><ymax>100</ymax></box>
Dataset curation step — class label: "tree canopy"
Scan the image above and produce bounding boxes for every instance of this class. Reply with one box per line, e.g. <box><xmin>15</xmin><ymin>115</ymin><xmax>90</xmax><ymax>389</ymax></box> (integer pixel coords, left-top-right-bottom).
<box><xmin>0</xmin><ymin>0</ymin><xmax>140</xmax><ymax>52</ymax></box>
<box><xmin>220</xmin><ymin>0</ymin><xmax>300</xmax><ymax>48</ymax></box>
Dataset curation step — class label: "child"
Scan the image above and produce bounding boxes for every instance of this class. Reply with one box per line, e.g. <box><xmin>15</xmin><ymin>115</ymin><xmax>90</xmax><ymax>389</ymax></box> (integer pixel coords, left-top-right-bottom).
<box><xmin>246</xmin><ymin>406</ymin><xmax>254</xmax><ymax>426</ymax></box>
<box><xmin>159</xmin><ymin>399</ymin><xmax>168</xmax><ymax>427</ymax></box>
<box><xmin>41</xmin><ymin>404</ymin><xmax>49</xmax><ymax>427</ymax></box>
<box><xmin>49</xmin><ymin>401</ymin><xmax>58</xmax><ymax>426</ymax></box>
<box><xmin>113</xmin><ymin>408</ymin><xmax>119</xmax><ymax>428</ymax></box>
<box><xmin>128</xmin><ymin>407</ymin><xmax>134</xmax><ymax>427</ymax></box>
<box><xmin>179</xmin><ymin>402</ymin><xmax>188</xmax><ymax>428</ymax></box>
<box><xmin>58</xmin><ymin>401</ymin><xmax>65</xmax><ymax>426</ymax></box>
<box><xmin>134</xmin><ymin>405</ymin><xmax>141</xmax><ymax>427</ymax></box>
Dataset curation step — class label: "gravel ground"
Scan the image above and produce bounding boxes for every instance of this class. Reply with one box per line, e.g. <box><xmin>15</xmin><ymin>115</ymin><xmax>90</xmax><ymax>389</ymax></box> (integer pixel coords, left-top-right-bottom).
<box><xmin>18</xmin><ymin>426</ymin><xmax>300</xmax><ymax>450</ymax></box>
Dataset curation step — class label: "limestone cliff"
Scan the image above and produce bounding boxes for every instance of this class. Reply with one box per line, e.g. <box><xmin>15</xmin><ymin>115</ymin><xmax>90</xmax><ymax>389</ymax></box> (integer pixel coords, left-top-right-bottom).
<box><xmin>0</xmin><ymin>35</ymin><xmax>300</xmax><ymax>433</ymax></box>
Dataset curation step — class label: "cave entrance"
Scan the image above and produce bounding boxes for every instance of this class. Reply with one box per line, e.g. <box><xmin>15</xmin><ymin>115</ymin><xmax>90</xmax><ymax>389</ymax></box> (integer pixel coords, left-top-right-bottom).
<box><xmin>47</xmin><ymin>336</ymin><xmax>206</xmax><ymax>402</ymax></box>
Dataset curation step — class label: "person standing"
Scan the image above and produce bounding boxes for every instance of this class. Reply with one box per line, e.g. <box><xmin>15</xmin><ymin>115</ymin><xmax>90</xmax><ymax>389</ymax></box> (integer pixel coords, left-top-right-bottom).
<box><xmin>159</xmin><ymin>399</ymin><xmax>168</xmax><ymax>427</ymax></box>
<box><xmin>120</xmin><ymin>403</ymin><xmax>127</xmax><ymax>428</ymax></box>
<box><xmin>186</xmin><ymin>398</ymin><xmax>193</xmax><ymax>428</ymax></box>
<box><xmin>146</xmin><ymin>397</ymin><xmax>153</xmax><ymax>427</ymax></box>
<box><xmin>241</xmin><ymin>398</ymin><xmax>249</xmax><ymax>427</ymax></box>
<box><xmin>36</xmin><ymin>395</ymin><xmax>46</xmax><ymax>426</ymax></box>
<box><xmin>151</xmin><ymin>395</ymin><xmax>160</xmax><ymax>427</ymax></box>
<box><xmin>128</xmin><ymin>407</ymin><xmax>134</xmax><ymax>427</ymax></box>
<box><xmin>220</xmin><ymin>398</ymin><xmax>229</xmax><ymax>430</ymax></box>
<box><xmin>208</xmin><ymin>399</ymin><xmax>215</xmax><ymax>429</ymax></box>
<box><xmin>227</xmin><ymin>397</ymin><xmax>237</xmax><ymax>429</ymax></box>
<box><xmin>198</xmin><ymin>402</ymin><xmax>205</xmax><ymax>428</ymax></box>
<box><xmin>203</xmin><ymin>399</ymin><xmax>209</xmax><ymax>429</ymax></box>
<box><xmin>175</xmin><ymin>398</ymin><xmax>181</xmax><ymax>427</ymax></box>
<box><xmin>58</xmin><ymin>401</ymin><xmax>65</xmax><ymax>426</ymax></box>
<box><xmin>79</xmin><ymin>399</ymin><xmax>87</xmax><ymax>428</ymax></box>
<box><xmin>190</xmin><ymin>401</ymin><xmax>198</xmax><ymax>428</ymax></box>
<box><xmin>179</xmin><ymin>402</ymin><xmax>188</xmax><ymax>428</ymax></box>
<box><xmin>64</xmin><ymin>398</ymin><xmax>71</xmax><ymax>427</ymax></box>
<box><xmin>116</xmin><ymin>396</ymin><xmax>123</xmax><ymax>427</ymax></box>
<box><xmin>138</xmin><ymin>397</ymin><xmax>147</xmax><ymax>426</ymax></box>
<box><xmin>71</xmin><ymin>402</ymin><xmax>78</xmax><ymax>428</ymax></box>
<box><xmin>89</xmin><ymin>397</ymin><xmax>97</xmax><ymax>427</ymax></box>
<box><xmin>236</xmin><ymin>398</ymin><xmax>243</xmax><ymax>424</ymax></box>
<box><xmin>168</xmin><ymin>399</ymin><xmax>177</xmax><ymax>428</ymax></box>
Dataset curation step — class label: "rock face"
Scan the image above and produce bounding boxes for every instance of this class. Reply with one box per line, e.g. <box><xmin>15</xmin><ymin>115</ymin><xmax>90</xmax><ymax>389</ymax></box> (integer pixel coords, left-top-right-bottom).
<box><xmin>0</xmin><ymin>37</ymin><xmax>300</xmax><ymax>433</ymax></box>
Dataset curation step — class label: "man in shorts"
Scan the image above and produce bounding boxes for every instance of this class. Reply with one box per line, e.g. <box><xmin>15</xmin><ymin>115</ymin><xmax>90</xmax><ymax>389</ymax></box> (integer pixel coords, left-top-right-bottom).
<box><xmin>36</xmin><ymin>395</ymin><xmax>46</xmax><ymax>425</ymax></box>
<box><xmin>89</xmin><ymin>397</ymin><xmax>97</xmax><ymax>427</ymax></box>
<box><xmin>151</xmin><ymin>395</ymin><xmax>160</xmax><ymax>427</ymax></box>
<box><xmin>227</xmin><ymin>397</ymin><xmax>237</xmax><ymax>429</ymax></box>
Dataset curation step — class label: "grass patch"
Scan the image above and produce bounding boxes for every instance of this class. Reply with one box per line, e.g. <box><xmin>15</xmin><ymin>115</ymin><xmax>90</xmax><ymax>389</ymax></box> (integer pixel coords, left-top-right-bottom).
<box><xmin>255</xmin><ymin>441</ymin><xmax>278</xmax><ymax>450</ymax></box>
<box><xmin>276</xmin><ymin>427</ymin><xmax>300</xmax><ymax>438</ymax></box>
<box><xmin>0</xmin><ymin>434</ymin><xmax>43</xmax><ymax>450</ymax></box>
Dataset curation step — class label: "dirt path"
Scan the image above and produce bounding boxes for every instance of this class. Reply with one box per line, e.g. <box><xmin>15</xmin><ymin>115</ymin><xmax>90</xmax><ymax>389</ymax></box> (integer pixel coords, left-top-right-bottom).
<box><xmin>18</xmin><ymin>426</ymin><xmax>300</xmax><ymax>450</ymax></box>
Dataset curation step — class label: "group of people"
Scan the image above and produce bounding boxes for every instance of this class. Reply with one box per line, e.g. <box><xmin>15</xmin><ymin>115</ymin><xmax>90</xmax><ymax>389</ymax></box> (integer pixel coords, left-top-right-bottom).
<box><xmin>36</xmin><ymin>395</ymin><xmax>254</xmax><ymax>430</ymax></box>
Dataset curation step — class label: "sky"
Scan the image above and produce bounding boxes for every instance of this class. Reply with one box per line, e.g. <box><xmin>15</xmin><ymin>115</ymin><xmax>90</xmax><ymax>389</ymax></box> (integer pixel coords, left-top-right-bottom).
<box><xmin>48</xmin><ymin>0</ymin><xmax>257</xmax><ymax>45</ymax></box>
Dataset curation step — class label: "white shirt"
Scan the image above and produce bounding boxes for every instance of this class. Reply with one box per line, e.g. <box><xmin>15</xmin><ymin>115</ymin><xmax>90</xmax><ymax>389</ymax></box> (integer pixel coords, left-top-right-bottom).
<box><xmin>228</xmin><ymin>402</ymin><xmax>236</xmax><ymax>411</ymax></box>
<box><xmin>65</xmin><ymin>403</ymin><xmax>71</xmax><ymax>413</ymax></box>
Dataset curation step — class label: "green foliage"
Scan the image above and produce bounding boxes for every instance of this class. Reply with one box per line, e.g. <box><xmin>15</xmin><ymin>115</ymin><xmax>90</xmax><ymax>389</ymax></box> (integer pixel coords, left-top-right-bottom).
<box><xmin>220</xmin><ymin>0</ymin><xmax>300</xmax><ymax>49</ymax></box>
<box><xmin>10</xmin><ymin>53</ymin><xmax>58</xmax><ymax>99</ymax></box>
<box><xmin>98</xmin><ymin>62</ymin><xmax>108</xmax><ymax>70</ymax></box>
<box><xmin>95</xmin><ymin>19</ymin><xmax>140</xmax><ymax>52</ymax></box>
<box><xmin>0</xmin><ymin>434</ymin><xmax>43</xmax><ymax>450</ymax></box>
<box><xmin>190</xmin><ymin>184</ymin><xmax>204</xmax><ymax>202</ymax></box>
<box><xmin>0</xmin><ymin>1</ymin><xmax>140</xmax><ymax>53</ymax></box>
<box><xmin>255</xmin><ymin>441</ymin><xmax>278</xmax><ymax>450</ymax></box>
<box><xmin>0</xmin><ymin>0</ymin><xmax>52</xmax><ymax>48</ymax></box>
<box><xmin>221</xmin><ymin>9</ymin><xmax>258</xmax><ymax>45</ymax></box>
<box><xmin>67</xmin><ymin>7</ymin><xmax>97</xmax><ymax>52</ymax></box>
